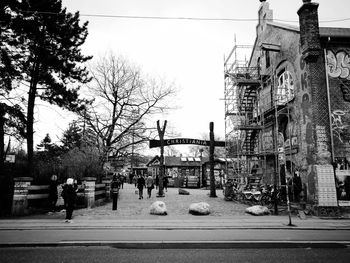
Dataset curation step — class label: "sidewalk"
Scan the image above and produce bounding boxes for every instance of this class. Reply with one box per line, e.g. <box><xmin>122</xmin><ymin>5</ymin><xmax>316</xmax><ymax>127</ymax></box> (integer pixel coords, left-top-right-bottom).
<box><xmin>1</xmin><ymin>183</ymin><xmax>350</xmax><ymax>230</ymax></box>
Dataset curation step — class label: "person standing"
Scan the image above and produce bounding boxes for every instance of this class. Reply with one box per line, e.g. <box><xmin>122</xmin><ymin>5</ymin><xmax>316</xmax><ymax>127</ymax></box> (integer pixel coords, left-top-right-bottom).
<box><xmin>110</xmin><ymin>175</ymin><xmax>120</xmax><ymax>210</ymax></box>
<box><xmin>146</xmin><ymin>175</ymin><xmax>154</xmax><ymax>198</ymax></box>
<box><xmin>293</xmin><ymin>170</ymin><xmax>302</xmax><ymax>202</ymax></box>
<box><xmin>48</xmin><ymin>174</ymin><xmax>58</xmax><ymax>212</ymax></box>
<box><xmin>137</xmin><ymin>174</ymin><xmax>145</xmax><ymax>199</ymax></box>
<box><xmin>163</xmin><ymin>176</ymin><xmax>169</xmax><ymax>192</ymax></box>
<box><xmin>61</xmin><ymin>178</ymin><xmax>76</xmax><ymax>223</ymax></box>
<box><xmin>155</xmin><ymin>175</ymin><xmax>159</xmax><ymax>190</ymax></box>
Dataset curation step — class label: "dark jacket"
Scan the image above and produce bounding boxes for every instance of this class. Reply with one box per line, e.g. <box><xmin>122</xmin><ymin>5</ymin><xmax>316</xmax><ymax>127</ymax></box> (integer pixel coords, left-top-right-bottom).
<box><xmin>163</xmin><ymin>177</ymin><xmax>169</xmax><ymax>186</ymax></box>
<box><xmin>137</xmin><ymin>176</ymin><xmax>145</xmax><ymax>189</ymax></box>
<box><xmin>62</xmin><ymin>185</ymin><xmax>76</xmax><ymax>206</ymax></box>
<box><xmin>110</xmin><ymin>180</ymin><xmax>120</xmax><ymax>194</ymax></box>
<box><xmin>49</xmin><ymin>180</ymin><xmax>58</xmax><ymax>199</ymax></box>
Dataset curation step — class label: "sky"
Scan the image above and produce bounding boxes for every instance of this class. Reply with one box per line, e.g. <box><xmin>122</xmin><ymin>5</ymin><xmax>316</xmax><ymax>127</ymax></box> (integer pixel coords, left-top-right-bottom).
<box><xmin>33</xmin><ymin>0</ymin><xmax>350</xmax><ymax>155</ymax></box>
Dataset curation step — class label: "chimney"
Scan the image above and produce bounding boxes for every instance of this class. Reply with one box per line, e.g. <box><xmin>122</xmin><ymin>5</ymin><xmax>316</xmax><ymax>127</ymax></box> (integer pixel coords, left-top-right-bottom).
<box><xmin>297</xmin><ymin>2</ymin><xmax>332</xmax><ymax>166</ymax></box>
<box><xmin>297</xmin><ymin>0</ymin><xmax>321</xmax><ymax>61</ymax></box>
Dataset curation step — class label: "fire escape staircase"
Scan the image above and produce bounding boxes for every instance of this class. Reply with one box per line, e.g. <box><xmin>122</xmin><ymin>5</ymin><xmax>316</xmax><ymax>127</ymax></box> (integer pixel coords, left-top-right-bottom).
<box><xmin>234</xmin><ymin>67</ymin><xmax>262</xmax><ymax>156</ymax></box>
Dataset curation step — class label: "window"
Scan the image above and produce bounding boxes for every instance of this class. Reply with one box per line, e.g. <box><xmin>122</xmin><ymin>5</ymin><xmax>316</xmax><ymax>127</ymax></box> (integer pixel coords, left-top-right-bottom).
<box><xmin>265</xmin><ymin>51</ymin><xmax>270</xmax><ymax>68</ymax></box>
<box><xmin>277</xmin><ymin>71</ymin><xmax>294</xmax><ymax>105</ymax></box>
<box><xmin>257</xmin><ymin>57</ymin><xmax>261</xmax><ymax>75</ymax></box>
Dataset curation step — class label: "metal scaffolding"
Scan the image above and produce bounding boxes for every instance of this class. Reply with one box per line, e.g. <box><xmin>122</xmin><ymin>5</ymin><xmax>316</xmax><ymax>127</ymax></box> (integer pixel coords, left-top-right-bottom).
<box><xmin>224</xmin><ymin>40</ymin><xmax>263</xmax><ymax>182</ymax></box>
<box><xmin>224</xmin><ymin>38</ymin><xmax>291</xmax><ymax>187</ymax></box>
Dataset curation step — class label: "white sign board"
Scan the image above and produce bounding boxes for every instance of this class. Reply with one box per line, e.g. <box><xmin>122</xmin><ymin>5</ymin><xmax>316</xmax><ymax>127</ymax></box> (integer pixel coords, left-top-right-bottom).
<box><xmin>315</xmin><ymin>165</ymin><xmax>338</xmax><ymax>206</ymax></box>
<box><xmin>5</xmin><ymin>154</ymin><xmax>15</xmax><ymax>163</ymax></box>
<box><xmin>335</xmin><ymin>170</ymin><xmax>350</xmax><ymax>206</ymax></box>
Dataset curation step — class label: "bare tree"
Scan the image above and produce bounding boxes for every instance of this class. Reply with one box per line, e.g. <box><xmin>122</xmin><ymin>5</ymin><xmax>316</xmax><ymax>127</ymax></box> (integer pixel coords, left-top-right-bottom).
<box><xmin>81</xmin><ymin>53</ymin><xmax>177</xmax><ymax>160</ymax></box>
<box><xmin>188</xmin><ymin>133</ymin><xmax>226</xmax><ymax>158</ymax></box>
<box><xmin>164</xmin><ymin>145</ymin><xmax>180</xmax><ymax>157</ymax></box>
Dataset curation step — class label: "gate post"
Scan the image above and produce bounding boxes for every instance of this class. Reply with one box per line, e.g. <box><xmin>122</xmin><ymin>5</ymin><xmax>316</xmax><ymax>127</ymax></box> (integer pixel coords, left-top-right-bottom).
<box><xmin>102</xmin><ymin>178</ymin><xmax>111</xmax><ymax>201</ymax></box>
<box><xmin>83</xmin><ymin>177</ymin><xmax>96</xmax><ymax>208</ymax></box>
<box><xmin>12</xmin><ymin>177</ymin><xmax>33</xmax><ymax>216</ymax></box>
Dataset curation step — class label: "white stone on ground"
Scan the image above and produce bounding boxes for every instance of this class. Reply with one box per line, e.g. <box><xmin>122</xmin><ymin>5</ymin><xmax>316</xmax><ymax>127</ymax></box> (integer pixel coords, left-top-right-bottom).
<box><xmin>245</xmin><ymin>205</ymin><xmax>270</xmax><ymax>216</ymax></box>
<box><xmin>189</xmin><ymin>202</ymin><xmax>210</xmax><ymax>215</ymax></box>
<box><xmin>150</xmin><ymin>201</ymin><xmax>167</xmax><ymax>215</ymax></box>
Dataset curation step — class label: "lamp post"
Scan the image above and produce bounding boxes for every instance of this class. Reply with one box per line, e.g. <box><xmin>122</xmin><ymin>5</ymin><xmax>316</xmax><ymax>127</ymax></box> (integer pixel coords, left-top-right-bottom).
<box><xmin>131</xmin><ymin>127</ymin><xmax>135</xmax><ymax>177</ymax></box>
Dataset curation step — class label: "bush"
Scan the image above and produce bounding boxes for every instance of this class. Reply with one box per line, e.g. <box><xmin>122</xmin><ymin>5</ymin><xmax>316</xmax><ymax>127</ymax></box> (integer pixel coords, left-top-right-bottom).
<box><xmin>60</xmin><ymin>146</ymin><xmax>104</xmax><ymax>181</ymax></box>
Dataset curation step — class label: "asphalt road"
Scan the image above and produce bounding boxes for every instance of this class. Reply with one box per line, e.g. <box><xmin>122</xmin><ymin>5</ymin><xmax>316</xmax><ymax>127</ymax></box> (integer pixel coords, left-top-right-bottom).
<box><xmin>1</xmin><ymin>228</ymin><xmax>350</xmax><ymax>247</ymax></box>
<box><xmin>0</xmin><ymin>247</ymin><xmax>350</xmax><ymax>263</ymax></box>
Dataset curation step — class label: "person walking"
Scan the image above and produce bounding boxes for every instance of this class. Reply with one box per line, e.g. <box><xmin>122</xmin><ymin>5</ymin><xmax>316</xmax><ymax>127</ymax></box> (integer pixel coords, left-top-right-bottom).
<box><xmin>133</xmin><ymin>174</ymin><xmax>138</xmax><ymax>188</ymax></box>
<box><xmin>48</xmin><ymin>174</ymin><xmax>58</xmax><ymax>212</ymax></box>
<box><xmin>119</xmin><ymin>173</ymin><xmax>124</xmax><ymax>189</ymax></box>
<box><xmin>146</xmin><ymin>174</ymin><xmax>154</xmax><ymax>198</ymax></box>
<box><xmin>137</xmin><ymin>174</ymin><xmax>145</xmax><ymax>199</ymax></box>
<box><xmin>110</xmin><ymin>175</ymin><xmax>120</xmax><ymax>210</ymax></box>
<box><xmin>155</xmin><ymin>175</ymin><xmax>159</xmax><ymax>190</ymax></box>
<box><xmin>163</xmin><ymin>176</ymin><xmax>169</xmax><ymax>192</ymax></box>
<box><xmin>61</xmin><ymin>178</ymin><xmax>76</xmax><ymax>223</ymax></box>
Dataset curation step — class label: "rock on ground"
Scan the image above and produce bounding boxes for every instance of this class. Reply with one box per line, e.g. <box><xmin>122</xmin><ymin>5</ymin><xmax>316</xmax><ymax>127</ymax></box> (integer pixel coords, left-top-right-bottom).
<box><xmin>178</xmin><ymin>188</ymin><xmax>190</xmax><ymax>195</ymax></box>
<box><xmin>189</xmin><ymin>202</ymin><xmax>210</xmax><ymax>215</ymax></box>
<box><xmin>150</xmin><ymin>201</ymin><xmax>167</xmax><ymax>215</ymax></box>
<box><xmin>245</xmin><ymin>205</ymin><xmax>270</xmax><ymax>216</ymax></box>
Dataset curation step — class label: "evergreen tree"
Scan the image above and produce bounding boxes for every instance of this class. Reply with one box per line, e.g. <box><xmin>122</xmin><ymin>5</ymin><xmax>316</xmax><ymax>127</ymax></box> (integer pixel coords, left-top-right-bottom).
<box><xmin>36</xmin><ymin>133</ymin><xmax>53</xmax><ymax>151</ymax></box>
<box><xmin>34</xmin><ymin>133</ymin><xmax>63</xmax><ymax>181</ymax></box>
<box><xmin>4</xmin><ymin>0</ymin><xmax>92</xmax><ymax>176</ymax></box>
<box><xmin>61</xmin><ymin>119</ymin><xmax>98</xmax><ymax>152</ymax></box>
<box><xmin>1</xmin><ymin>1</ymin><xmax>27</xmax><ymax>176</ymax></box>
<box><xmin>61</xmin><ymin>121</ymin><xmax>83</xmax><ymax>151</ymax></box>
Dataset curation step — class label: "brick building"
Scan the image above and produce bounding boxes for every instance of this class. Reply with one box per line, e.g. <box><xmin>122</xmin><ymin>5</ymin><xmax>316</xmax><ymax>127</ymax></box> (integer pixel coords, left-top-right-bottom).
<box><xmin>224</xmin><ymin>0</ymin><xmax>350</xmax><ymax>207</ymax></box>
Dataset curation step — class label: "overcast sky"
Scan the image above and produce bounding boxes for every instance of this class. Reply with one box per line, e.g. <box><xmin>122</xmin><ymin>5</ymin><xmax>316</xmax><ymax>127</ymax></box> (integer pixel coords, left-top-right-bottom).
<box><xmin>34</xmin><ymin>0</ymin><xmax>350</xmax><ymax>155</ymax></box>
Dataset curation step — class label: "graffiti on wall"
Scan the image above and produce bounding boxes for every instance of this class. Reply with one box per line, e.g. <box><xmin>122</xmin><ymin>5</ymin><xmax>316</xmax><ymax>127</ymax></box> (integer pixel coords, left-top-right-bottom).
<box><xmin>340</xmin><ymin>83</ymin><xmax>350</xmax><ymax>102</ymax></box>
<box><xmin>315</xmin><ymin>125</ymin><xmax>331</xmax><ymax>162</ymax></box>
<box><xmin>331</xmin><ymin>110</ymin><xmax>350</xmax><ymax>143</ymax></box>
<box><xmin>262</xmin><ymin>128</ymin><xmax>273</xmax><ymax>152</ymax></box>
<box><xmin>327</xmin><ymin>50</ymin><xmax>350</xmax><ymax>79</ymax></box>
<box><xmin>300</xmin><ymin>57</ymin><xmax>312</xmax><ymax>124</ymax></box>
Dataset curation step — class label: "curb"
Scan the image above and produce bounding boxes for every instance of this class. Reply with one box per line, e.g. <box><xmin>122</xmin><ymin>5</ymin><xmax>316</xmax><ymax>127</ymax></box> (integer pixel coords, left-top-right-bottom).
<box><xmin>1</xmin><ymin>241</ymin><xmax>349</xmax><ymax>249</ymax></box>
<box><xmin>1</xmin><ymin>226</ymin><xmax>350</xmax><ymax>231</ymax></box>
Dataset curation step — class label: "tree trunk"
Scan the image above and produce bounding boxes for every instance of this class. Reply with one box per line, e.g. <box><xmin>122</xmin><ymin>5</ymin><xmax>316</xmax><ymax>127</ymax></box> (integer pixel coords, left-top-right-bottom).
<box><xmin>209</xmin><ymin>122</ymin><xmax>217</xmax><ymax>197</ymax></box>
<box><xmin>0</xmin><ymin>104</ymin><xmax>5</xmax><ymax>177</ymax></box>
<box><xmin>27</xmin><ymin>79</ymin><xmax>37</xmax><ymax>178</ymax></box>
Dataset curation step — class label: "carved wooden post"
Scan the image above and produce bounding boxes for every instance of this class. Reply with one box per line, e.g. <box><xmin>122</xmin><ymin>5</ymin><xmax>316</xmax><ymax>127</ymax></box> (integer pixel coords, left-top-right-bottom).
<box><xmin>12</xmin><ymin>177</ymin><xmax>33</xmax><ymax>215</ymax></box>
<box><xmin>102</xmin><ymin>178</ymin><xmax>111</xmax><ymax>201</ymax></box>
<box><xmin>157</xmin><ymin>120</ymin><xmax>167</xmax><ymax>197</ymax></box>
<box><xmin>83</xmin><ymin>177</ymin><xmax>96</xmax><ymax>208</ymax></box>
<box><xmin>209</xmin><ymin>122</ymin><xmax>217</xmax><ymax>197</ymax></box>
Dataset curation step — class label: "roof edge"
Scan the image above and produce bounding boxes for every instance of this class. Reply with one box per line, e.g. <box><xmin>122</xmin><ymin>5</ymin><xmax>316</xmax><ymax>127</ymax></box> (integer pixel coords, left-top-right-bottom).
<box><xmin>266</xmin><ymin>21</ymin><xmax>299</xmax><ymax>32</ymax></box>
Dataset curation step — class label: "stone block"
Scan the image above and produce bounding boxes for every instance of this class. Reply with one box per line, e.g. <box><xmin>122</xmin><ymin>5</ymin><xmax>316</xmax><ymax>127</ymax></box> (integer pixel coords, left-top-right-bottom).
<box><xmin>150</xmin><ymin>201</ymin><xmax>167</xmax><ymax>215</ymax></box>
<box><xmin>189</xmin><ymin>202</ymin><xmax>210</xmax><ymax>215</ymax></box>
<box><xmin>245</xmin><ymin>205</ymin><xmax>270</xmax><ymax>216</ymax></box>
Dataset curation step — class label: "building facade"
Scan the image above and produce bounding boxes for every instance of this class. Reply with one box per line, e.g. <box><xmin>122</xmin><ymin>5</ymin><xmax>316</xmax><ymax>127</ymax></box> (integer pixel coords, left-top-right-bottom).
<box><xmin>224</xmin><ymin>0</ymin><xmax>350</xmax><ymax>207</ymax></box>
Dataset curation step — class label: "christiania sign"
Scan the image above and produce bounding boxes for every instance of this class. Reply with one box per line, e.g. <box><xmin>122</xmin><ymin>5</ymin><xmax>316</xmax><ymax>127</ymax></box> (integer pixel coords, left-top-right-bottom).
<box><xmin>149</xmin><ymin>138</ymin><xmax>225</xmax><ymax>148</ymax></box>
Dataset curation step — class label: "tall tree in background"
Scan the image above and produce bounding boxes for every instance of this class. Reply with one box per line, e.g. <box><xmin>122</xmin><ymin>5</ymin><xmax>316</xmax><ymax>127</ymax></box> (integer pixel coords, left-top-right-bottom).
<box><xmin>0</xmin><ymin>104</ymin><xmax>26</xmax><ymax>177</ymax></box>
<box><xmin>60</xmin><ymin>119</ymin><xmax>97</xmax><ymax>151</ymax></box>
<box><xmin>4</xmin><ymin>0</ymin><xmax>92</xmax><ymax>176</ymax></box>
<box><xmin>1</xmin><ymin>0</ymin><xmax>27</xmax><ymax>176</ymax></box>
<box><xmin>59</xmin><ymin>120</ymin><xmax>103</xmax><ymax>180</ymax></box>
<box><xmin>81</xmin><ymin>54</ymin><xmax>176</xmax><ymax>162</ymax></box>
